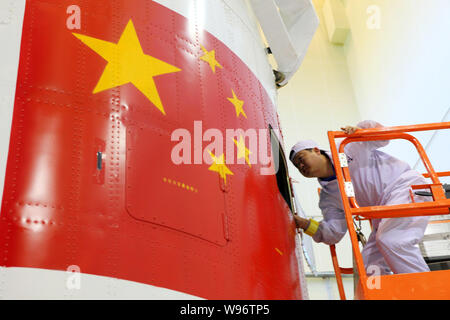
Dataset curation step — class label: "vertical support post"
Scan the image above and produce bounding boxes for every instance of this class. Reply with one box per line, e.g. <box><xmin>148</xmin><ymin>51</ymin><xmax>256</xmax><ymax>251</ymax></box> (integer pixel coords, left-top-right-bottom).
<box><xmin>328</xmin><ymin>131</ymin><xmax>369</xmax><ymax>299</ymax></box>
<box><xmin>329</xmin><ymin>245</ymin><xmax>346</xmax><ymax>300</ymax></box>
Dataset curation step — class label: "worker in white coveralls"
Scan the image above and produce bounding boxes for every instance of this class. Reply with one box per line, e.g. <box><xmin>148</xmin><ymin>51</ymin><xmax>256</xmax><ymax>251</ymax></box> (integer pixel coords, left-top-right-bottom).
<box><xmin>290</xmin><ymin>120</ymin><xmax>430</xmax><ymax>275</ymax></box>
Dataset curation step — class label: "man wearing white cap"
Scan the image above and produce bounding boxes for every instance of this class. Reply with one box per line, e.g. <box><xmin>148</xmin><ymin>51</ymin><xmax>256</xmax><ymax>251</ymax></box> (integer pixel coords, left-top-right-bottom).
<box><xmin>290</xmin><ymin>120</ymin><xmax>430</xmax><ymax>275</ymax></box>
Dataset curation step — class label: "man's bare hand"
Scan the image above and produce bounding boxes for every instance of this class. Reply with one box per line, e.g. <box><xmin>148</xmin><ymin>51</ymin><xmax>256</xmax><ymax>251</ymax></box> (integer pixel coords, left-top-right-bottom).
<box><xmin>294</xmin><ymin>215</ymin><xmax>310</xmax><ymax>230</ymax></box>
<box><xmin>340</xmin><ymin>125</ymin><xmax>361</xmax><ymax>135</ymax></box>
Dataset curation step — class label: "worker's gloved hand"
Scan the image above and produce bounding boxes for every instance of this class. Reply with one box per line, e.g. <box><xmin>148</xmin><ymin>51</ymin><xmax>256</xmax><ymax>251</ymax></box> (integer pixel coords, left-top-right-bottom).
<box><xmin>340</xmin><ymin>125</ymin><xmax>361</xmax><ymax>135</ymax></box>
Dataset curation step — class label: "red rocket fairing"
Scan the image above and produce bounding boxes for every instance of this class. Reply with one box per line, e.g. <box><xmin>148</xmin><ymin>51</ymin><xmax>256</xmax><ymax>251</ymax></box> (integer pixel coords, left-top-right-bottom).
<box><xmin>0</xmin><ymin>0</ymin><xmax>306</xmax><ymax>299</ymax></box>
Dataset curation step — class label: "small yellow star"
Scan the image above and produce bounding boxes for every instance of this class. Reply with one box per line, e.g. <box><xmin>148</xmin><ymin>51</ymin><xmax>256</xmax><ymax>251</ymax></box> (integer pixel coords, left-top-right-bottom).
<box><xmin>233</xmin><ymin>135</ymin><xmax>252</xmax><ymax>167</ymax></box>
<box><xmin>207</xmin><ymin>151</ymin><xmax>233</xmax><ymax>184</ymax></box>
<box><xmin>199</xmin><ymin>45</ymin><xmax>223</xmax><ymax>73</ymax></box>
<box><xmin>227</xmin><ymin>89</ymin><xmax>247</xmax><ymax>119</ymax></box>
<box><xmin>73</xmin><ymin>20</ymin><xmax>181</xmax><ymax>115</ymax></box>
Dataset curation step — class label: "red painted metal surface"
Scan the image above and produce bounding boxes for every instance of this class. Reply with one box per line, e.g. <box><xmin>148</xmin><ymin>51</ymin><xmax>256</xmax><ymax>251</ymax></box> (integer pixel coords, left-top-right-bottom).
<box><xmin>0</xmin><ymin>0</ymin><xmax>303</xmax><ymax>299</ymax></box>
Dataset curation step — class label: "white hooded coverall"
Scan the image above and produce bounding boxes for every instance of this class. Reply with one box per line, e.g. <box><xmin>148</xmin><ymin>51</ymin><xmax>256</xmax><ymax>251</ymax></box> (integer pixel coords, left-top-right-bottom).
<box><xmin>313</xmin><ymin>120</ymin><xmax>430</xmax><ymax>274</ymax></box>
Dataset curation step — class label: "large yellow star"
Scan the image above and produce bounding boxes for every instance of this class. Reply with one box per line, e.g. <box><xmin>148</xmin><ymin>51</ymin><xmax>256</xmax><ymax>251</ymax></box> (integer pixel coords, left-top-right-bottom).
<box><xmin>233</xmin><ymin>135</ymin><xmax>252</xmax><ymax>167</ymax></box>
<box><xmin>199</xmin><ymin>45</ymin><xmax>223</xmax><ymax>73</ymax></box>
<box><xmin>207</xmin><ymin>151</ymin><xmax>233</xmax><ymax>184</ymax></box>
<box><xmin>73</xmin><ymin>20</ymin><xmax>181</xmax><ymax>115</ymax></box>
<box><xmin>227</xmin><ymin>89</ymin><xmax>247</xmax><ymax>119</ymax></box>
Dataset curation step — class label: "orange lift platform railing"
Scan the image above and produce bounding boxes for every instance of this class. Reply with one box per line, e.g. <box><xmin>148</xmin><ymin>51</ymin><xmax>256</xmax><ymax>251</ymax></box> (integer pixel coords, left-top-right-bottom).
<box><xmin>327</xmin><ymin>121</ymin><xmax>450</xmax><ymax>300</ymax></box>
<box><xmin>328</xmin><ymin>214</ymin><xmax>370</xmax><ymax>300</ymax></box>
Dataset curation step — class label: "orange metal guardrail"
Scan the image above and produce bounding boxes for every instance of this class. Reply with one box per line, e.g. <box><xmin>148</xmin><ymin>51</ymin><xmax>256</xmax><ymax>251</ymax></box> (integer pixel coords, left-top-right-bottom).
<box><xmin>327</xmin><ymin>121</ymin><xmax>450</xmax><ymax>300</ymax></box>
<box><xmin>329</xmin><ymin>244</ymin><xmax>353</xmax><ymax>300</ymax></box>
